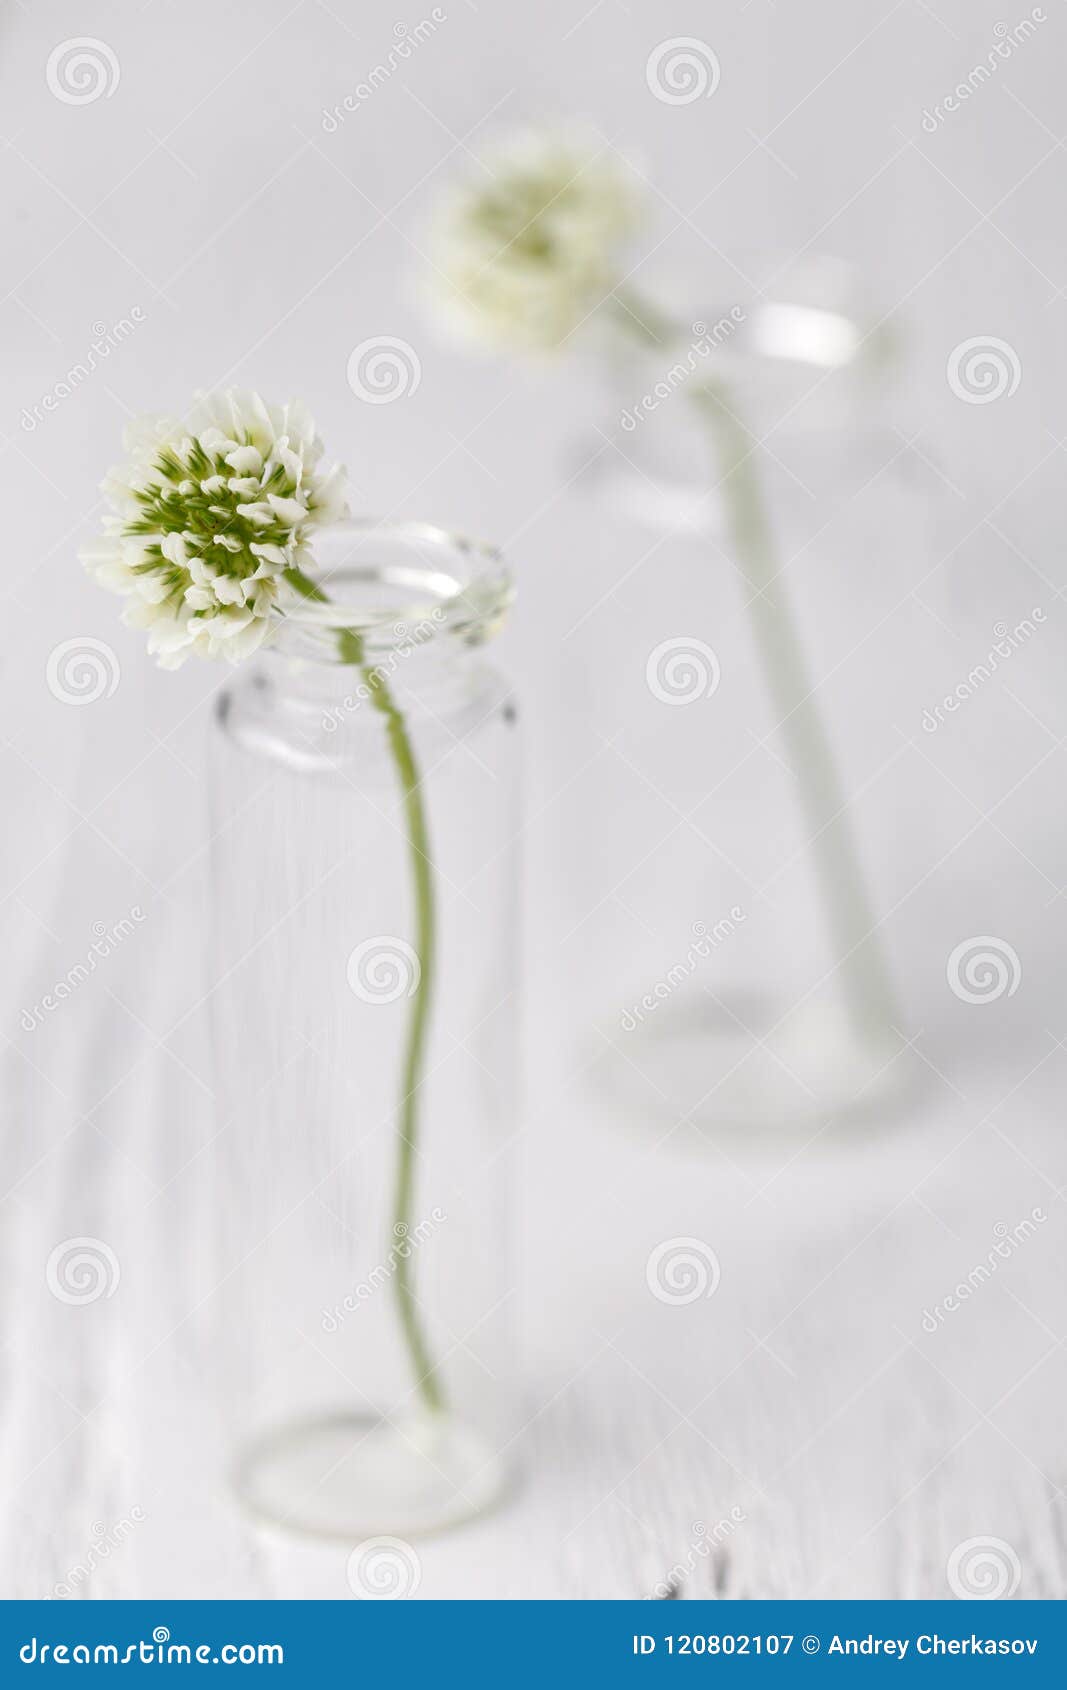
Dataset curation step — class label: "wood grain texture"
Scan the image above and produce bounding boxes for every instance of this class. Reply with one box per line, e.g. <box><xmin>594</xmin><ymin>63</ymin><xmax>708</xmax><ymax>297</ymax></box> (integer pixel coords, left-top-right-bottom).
<box><xmin>3</xmin><ymin>847</ymin><xmax>1063</xmax><ymax>1601</ymax></box>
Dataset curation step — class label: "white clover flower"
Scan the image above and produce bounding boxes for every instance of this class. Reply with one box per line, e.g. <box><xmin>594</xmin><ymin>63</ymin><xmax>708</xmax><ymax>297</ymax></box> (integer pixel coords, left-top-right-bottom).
<box><xmin>428</xmin><ymin>128</ymin><xmax>642</xmax><ymax>354</ymax></box>
<box><xmin>81</xmin><ymin>390</ymin><xmax>347</xmax><ymax>669</ymax></box>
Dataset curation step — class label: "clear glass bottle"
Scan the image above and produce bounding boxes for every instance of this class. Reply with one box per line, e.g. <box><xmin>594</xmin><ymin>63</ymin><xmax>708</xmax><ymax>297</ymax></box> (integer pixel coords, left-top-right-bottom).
<box><xmin>209</xmin><ymin>520</ymin><xmax>518</xmax><ymax>1538</ymax></box>
<box><xmin>580</xmin><ymin>257</ymin><xmax>937</xmax><ymax>1143</ymax></box>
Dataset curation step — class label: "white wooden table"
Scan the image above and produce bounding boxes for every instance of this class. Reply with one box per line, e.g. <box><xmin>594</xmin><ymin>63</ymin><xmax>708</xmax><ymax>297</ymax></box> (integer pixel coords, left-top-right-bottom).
<box><xmin>3</xmin><ymin>727</ymin><xmax>1064</xmax><ymax>1600</ymax></box>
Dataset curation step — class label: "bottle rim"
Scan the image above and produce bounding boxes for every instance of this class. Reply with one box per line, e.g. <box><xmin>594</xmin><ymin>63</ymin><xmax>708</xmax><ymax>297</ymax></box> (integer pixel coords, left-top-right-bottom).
<box><xmin>269</xmin><ymin>517</ymin><xmax>514</xmax><ymax>663</ymax></box>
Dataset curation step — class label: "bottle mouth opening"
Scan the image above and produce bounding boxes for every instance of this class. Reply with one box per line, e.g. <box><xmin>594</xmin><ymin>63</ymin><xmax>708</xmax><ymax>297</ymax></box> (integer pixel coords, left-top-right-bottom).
<box><xmin>271</xmin><ymin>519</ymin><xmax>513</xmax><ymax>662</ymax></box>
<box><xmin>616</xmin><ymin>254</ymin><xmax>898</xmax><ymax>392</ymax></box>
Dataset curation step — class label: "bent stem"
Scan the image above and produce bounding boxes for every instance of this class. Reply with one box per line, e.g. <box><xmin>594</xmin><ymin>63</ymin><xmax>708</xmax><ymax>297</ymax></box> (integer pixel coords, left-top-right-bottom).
<box><xmin>610</xmin><ymin>292</ymin><xmax>898</xmax><ymax>1044</ymax></box>
<box><xmin>286</xmin><ymin>566</ymin><xmax>445</xmax><ymax>1415</ymax></box>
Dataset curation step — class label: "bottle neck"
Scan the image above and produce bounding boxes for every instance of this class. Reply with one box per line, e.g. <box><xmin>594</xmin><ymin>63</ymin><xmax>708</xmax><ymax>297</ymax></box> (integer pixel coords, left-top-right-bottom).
<box><xmin>219</xmin><ymin>636</ymin><xmax>511</xmax><ymax>785</ymax></box>
<box><xmin>214</xmin><ymin>519</ymin><xmax>514</xmax><ymax>778</ymax></box>
<box><xmin>595</xmin><ymin>292</ymin><xmax>903</xmax><ymax>540</ymax></box>
<box><xmin>262</xmin><ymin>624</ymin><xmax>497</xmax><ymax>725</ymax></box>
<box><xmin>603</xmin><ymin>261</ymin><xmax>902</xmax><ymax>479</ymax></box>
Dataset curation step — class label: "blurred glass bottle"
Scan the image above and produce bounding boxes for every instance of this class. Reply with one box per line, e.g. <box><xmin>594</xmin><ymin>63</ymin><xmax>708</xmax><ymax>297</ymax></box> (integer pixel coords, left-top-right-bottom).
<box><xmin>579</xmin><ymin>256</ymin><xmax>939</xmax><ymax>1144</ymax></box>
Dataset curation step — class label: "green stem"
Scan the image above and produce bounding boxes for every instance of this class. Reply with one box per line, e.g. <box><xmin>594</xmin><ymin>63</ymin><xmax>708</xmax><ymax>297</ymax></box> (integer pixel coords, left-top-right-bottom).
<box><xmin>609</xmin><ymin>295</ymin><xmax>899</xmax><ymax>1042</ymax></box>
<box><xmin>359</xmin><ymin>650</ymin><xmax>444</xmax><ymax>1414</ymax></box>
<box><xmin>285</xmin><ymin>566</ymin><xmax>445</xmax><ymax>1414</ymax></box>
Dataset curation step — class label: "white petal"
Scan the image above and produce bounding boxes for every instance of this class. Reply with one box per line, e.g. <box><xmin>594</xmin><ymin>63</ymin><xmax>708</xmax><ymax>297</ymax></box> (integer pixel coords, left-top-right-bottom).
<box><xmin>236</xmin><ymin>502</ymin><xmax>273</xmax><ymax>526</ymax></box>
<box><xmin>212</xmin><ymin>575</ymin><xmax>246</xmax><ymax>605</ymax></box>
<box><xmin>266</xmin><ymin>493</ymin><xmax>306</xmax><ymax>525</ymax></box>
<box><xmin>225</xmin><ymin>445</ymin><xmax>264</xmax><ymax>475</ymax></box>
<box><xmin>160</xmin><ymin>531</ymin><xmax>187</xmax><ymax>565</ymax></box>
<box><xmin>197</xmin><ymin>427</ymin><xmax>231</xmax><ymax>455</ymax></box>
<box><xmin>198</xmin><ymin>606</ymin><xmax>255</xmax><ymax>639</ymax></box>
<box><xmin>136</xmin><ymin>574</ymin><xmax>173</xmax><ymax>604</ymax></box>
<box><xmin>264</xmin><ymin>442</ymin><xmax>303</xmax><ymax>487</ymax></box>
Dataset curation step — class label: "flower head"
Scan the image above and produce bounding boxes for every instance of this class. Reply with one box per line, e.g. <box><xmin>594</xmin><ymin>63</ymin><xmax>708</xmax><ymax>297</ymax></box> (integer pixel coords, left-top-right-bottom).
<box><xmin>81</xmin><ymin>390</ymin><xmax>347</xmax><ymax>668</ymax></box>
<box><xmin>428</xmin><ymin>128</ymin><xmax>642</xmax><ymax>355</ymax></box>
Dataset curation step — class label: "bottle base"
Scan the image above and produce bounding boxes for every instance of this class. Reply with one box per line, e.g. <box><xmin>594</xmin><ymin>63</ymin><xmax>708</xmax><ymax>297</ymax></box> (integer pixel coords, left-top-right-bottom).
<box><xmin>602</xmin><ymin>990</ymin><xmax>917</xmax><ymax>1149</ymax></box>
<box><xmin>233</xmin><ymin>1409</ymin><xmax>508</xmax><ymax>1542</ymax></box>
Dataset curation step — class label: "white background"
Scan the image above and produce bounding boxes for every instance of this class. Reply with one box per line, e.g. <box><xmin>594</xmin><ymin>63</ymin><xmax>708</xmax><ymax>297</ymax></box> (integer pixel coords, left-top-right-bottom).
<box><xmin>1</xmin><ymin>0</ymin><xmax>1065</xmax><ymax>1599</ymax></box>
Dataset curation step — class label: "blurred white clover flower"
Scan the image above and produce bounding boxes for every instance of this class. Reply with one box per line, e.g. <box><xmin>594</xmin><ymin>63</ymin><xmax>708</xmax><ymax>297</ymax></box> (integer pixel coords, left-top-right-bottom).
<box><xmin>428</xmin><ymin>128</ymin><xmax>642</xmax><ymax>354</ymax></box>
<box><xmin>80</xmin><ymin>389</ymin><xmax>347</xmax><ymax>669</ymax></box>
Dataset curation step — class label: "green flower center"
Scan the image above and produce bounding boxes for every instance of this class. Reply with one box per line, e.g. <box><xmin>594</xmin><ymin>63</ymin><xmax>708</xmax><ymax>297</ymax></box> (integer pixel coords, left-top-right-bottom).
<box><xmin>123</xmin><ymin>435</ymin><xmax>304</xmax><ymax>602</ymax></box>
